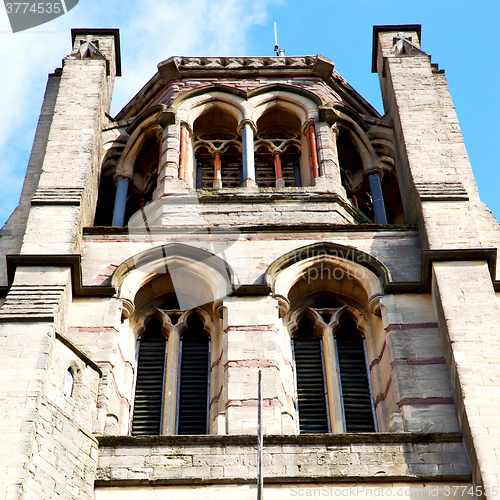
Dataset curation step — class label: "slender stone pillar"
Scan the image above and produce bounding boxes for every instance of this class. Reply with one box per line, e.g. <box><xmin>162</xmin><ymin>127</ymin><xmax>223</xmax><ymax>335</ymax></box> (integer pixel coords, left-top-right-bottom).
<box><xmin>274</xmin><ymin>152</ymin><xmax>285</xmax><ymax>188</ymax></box>
<box><xmin>241</xmin><ymin>122</ymin><xmax>256</xmax><ymax>184</ymax></box>
<box><xmin>214</xmin><ymin>153</ymin><xmax>222</xmax><ymax>189</ymax></box>
<box><xmin>306</xmin><ymin>124</ymin><xmax>320</xmax><ymax>182</ymax></box>
<box><xmin>111</xmin><ymin>177</ymin><xmax>130</xmax><ymax>227</ymax></box>
<box><xmin>163</xmin><ymin>329</ymin><xmax>180</xmax><ymax>434</ymax></box>
<box><xmin>368</xmin><ymin>174</ymin><xmax>388</xmax><ymax>224</ymax></box>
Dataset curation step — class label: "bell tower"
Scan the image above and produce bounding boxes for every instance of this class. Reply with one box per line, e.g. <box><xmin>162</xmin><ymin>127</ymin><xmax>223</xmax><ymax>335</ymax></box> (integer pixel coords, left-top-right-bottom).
<box><xmin>1</xmin><ymin>24</ymin><xmax>499</xmax><ymax>499</ymax></box>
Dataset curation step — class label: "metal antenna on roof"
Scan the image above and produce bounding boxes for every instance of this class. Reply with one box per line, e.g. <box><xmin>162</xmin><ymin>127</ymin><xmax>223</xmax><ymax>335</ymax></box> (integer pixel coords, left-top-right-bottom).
<box><xmin>274</xmin><ymin>22</ymin><xmax>285</xmax><ymax>56</ymax></box>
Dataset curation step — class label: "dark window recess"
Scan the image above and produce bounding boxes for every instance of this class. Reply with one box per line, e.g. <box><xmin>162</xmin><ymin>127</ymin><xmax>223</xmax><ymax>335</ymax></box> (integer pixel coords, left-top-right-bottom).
<box><xmin>177</xmin><ymin>319</ymin><xmax>210</xmax><ymax>435</ymax></box>
<box><xmin>336</xmin><ymin>316</ymin><xmax>375</xmax><ymax>432</ymax></box>
<box><xmin>294</xmin><ymin>329</ymin><xmax>329</xmax><ymax>433</ymax></box>
<box><xmin>131</xmin><ymin>339</ymin><xmax>167</xmax><ymax>435</ymax></box>
<box><xmin>94</xmin><ymin>176</ymin><xmax>116</xmax><ymax>226</ymax></box>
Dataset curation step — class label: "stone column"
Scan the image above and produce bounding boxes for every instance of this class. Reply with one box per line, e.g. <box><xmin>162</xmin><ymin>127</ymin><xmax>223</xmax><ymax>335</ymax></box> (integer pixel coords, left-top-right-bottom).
<box><xmin>111</xmin><ymin>176</ymin><xmax>130</xmax><ymax>227</ymax></box>
<box><xmin>274</xmin><ymin>152</ymin><xmax>285</xmax><ymax>188</ymax></box>
<box><xmin>306</xmin><ymin>123</ymin><xmax>320</xmax><ymax>182</ymax></box>
<box><xmin>241</xmin><ymin>121</ymin><xmax>256</xmax><ymax>187</ymax></box>
<box><xmin>163</xmin><ymin>328</ymin><xmax>180</xmax><ymax>434</ymax></box>
<box><xmin>368</xmin><ymin>173</ymin><xmax>388</xmax><ymax>224</ymax></box>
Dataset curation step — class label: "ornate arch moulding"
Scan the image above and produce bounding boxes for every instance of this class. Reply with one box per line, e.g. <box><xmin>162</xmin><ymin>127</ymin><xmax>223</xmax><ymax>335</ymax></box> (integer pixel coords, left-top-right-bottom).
<box><xmin>265</xmin><ymin>242</ymin><xmax>386</xmax><ymax>317</ymax></box>
<box><xmin>262</xmin><ymin>244</ymin><xmax>500</xmax><ymax>311</ymax></box>
<box><xmin>111</xmin><ymin>243</ymin><xmax>236</xmax><ymax>308</ymax></box>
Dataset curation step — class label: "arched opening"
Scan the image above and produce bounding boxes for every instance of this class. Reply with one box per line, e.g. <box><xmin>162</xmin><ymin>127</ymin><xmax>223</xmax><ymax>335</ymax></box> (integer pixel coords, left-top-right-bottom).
<box><xmin>94</xmin><ymin>146</ymin><xmax>123</xmax><ymax>226</ymax></box>
<box><xmin>63</xmin><ymin>368</ymin><xmax>74</xmax><ymax>397</ymax></box>
<box><xmin>117</xmin><ymin>244</ymin><xmax>231</xmax><ymax>435</ymax></box>
<box><xmin>335</xmin><ymin>313</ymin><xmax>376</xmax><ymax>432</ymax></box>
<box><xmin>177</xmin><ymin>313</ymin><xmax>211</xmax><ymax>435</ymax></box>
<box><xmin>125</xmin><ymin>135</ymin><xmax>160</xmax><ymax>222</ymax></box>
<box><xmin>292</xmin><ymin>313</ymin><xmax>329</xmax><ymax>433</ymax></box>
<box><xmin>255</xmin><ymin>108</ymin><xmax>303</xmax><ymax>187</ymax></box>
<box><xmin>337</xmin><ymin>129</ymin><xmax>374</xmax><ymax>221</ymax></box>
<box><xmin>94</xmin><ymin>175</ymin><xmax>116</xmax><ymax>226</ymax></box>
<box><xmin>193</xmin><ymin>108</ymin><xmax>242</xmax><ymax>188</ymax></box>
<box><xmin>380</xmin><ymin>169</ymin><xmax>404</xmax><ymax>224</ymax></box>
<box><xmin>337</xmin><ymin>127</ymin><xmax>404</xmax><ymax>224</ymax></box>
<box><xmin>131</xmin><ymin>315</ymin><xmax>167</xmax><ymax>436</ymax></box>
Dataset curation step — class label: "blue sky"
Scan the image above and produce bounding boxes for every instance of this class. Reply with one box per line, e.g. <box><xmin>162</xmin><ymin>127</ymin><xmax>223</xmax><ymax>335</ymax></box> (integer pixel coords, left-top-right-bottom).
<box><xmin>0</xmin><ymin>0</ymin><xmax>499</xmax><ymax>228</ymax></box>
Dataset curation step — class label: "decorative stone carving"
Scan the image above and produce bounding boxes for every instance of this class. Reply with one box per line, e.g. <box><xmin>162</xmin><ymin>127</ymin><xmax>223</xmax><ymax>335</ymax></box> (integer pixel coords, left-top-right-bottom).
<box><xmin>69</xmin><ymin>35</ymin><xmax>106</xmax><ymax>61</ymax></box>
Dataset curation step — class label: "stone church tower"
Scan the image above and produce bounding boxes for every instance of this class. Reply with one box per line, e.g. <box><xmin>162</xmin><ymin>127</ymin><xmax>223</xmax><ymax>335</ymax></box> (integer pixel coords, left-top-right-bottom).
<box><xmin>1</xmin><ymin>24</ymin><xmax>499</xmax><ymax>499</ymax></box>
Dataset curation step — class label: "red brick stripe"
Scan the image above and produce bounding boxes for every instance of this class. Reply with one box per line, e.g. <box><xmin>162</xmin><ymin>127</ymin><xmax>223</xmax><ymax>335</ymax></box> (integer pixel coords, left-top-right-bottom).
<box><xmin>374</xmin><ymin>377</ymin><xmax>392</xmax><ymax>407</ymax></box>
<box><xmin>370</xmin><ymin>340</ymin><xmax>387</xmax><ymax>370</ymax></box>
<box><xmin>398</xmin><ymin>397</ymin><xmax>455</xmax><ymax>408</ymax></box>
<box><xmin>391</xmin><ymin>357</ymin><xmax>446</xmax><ymax>368</ymax></box>
<box><xmin>226</xmin><ymin>399</ymin><xmax>283</xmax><ymax>409</ymax></box>
<box><xmin>386</xmin><ymin>323</ymin><xmax>438</xmax><ymax>332</ymax></box>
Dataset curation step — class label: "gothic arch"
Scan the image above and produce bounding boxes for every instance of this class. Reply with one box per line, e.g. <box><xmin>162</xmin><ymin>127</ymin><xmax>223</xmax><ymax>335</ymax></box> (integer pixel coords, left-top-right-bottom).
<box><xmin>115</xmin><ymin>119</ymin><xmax>161</xmax><ymax>180</ymax></box>
<box><xmin>265</xmin><ymin>242</ymin><xmax>388</xmax><ymax>313</ymax></box>
<box><xmin>175</xmin><ymin>90</ymin><xmax>246</xmax><ymax>128</ymax></box>
<box><xmin>112</xmin><ymin>243</ymin><xmax>235</xmax><ymax>312</ymax></box>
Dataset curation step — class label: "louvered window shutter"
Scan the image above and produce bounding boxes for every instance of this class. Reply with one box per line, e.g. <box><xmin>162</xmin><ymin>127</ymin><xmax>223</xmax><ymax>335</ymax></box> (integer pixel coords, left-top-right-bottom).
<box><xmin>293</xmin><ymin>315</ymin><xmax>329</xmax><ymax>433</ymax></box>
<box><xmin>131</xmin><ymin>339</ymin><xmax>167</xmax><ymax>435</ymax></box>
<box><xmin>177</xmin><ymin>339</ymin><xmax>210</xmax><ymax>434</ymax></box>
<box><xmin>294</xmin><ymin>339</ymin><xmax>329</xmax><ymax>433</ymax></box>
<box><xmin>336</xmin><ymin>317</ymin><xmax>376</xmax><ymax>432</ymax></box>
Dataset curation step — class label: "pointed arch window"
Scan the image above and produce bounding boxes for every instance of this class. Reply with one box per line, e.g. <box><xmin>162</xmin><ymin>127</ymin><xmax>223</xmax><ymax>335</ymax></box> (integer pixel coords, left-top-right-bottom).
<box><xmin>291</xmin><ymin>306</ymin><xmax>377</xmax><ymax>433</ymax></box>
<box><xmin>292</xmin><ymin>315</ymin><xmax>329</xmax><ymax>433</ymax></box>
<box><xmin>335</xmin><ymin>314</ymin><xmax>376</xmax><ymax>432</ymax></box>
<box><xmin>131</xmin><ymin>309</ymin><xmax>212</xmax><ymax>436</ymax></box>
<box><xmin>131</xmin><ymin>316</ymin><xmax>167</xmax><ymax>435</ymax></box>
<box><xmin>254</xmin><ymin>108</ymin><xmax>303</xmax><ymax>188</ymax></box>
<box><xmin>192</xmin><ymin>108</ymin><xmax>243</xmax><ymax>189</ymax></box>
<box><xmin>177</xmin><ymin>314</ymin><xmax>211</xmax><ymax>435</ymax></box>
<box><xmin>63</xmin><ymin>368</ymin><xmax>74</xmax><ymax>397</ymax></box>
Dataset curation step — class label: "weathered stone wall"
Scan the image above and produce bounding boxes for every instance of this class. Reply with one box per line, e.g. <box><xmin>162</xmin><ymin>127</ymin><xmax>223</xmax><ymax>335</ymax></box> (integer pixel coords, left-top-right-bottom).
<box><xmin>0</xmin><ymin>31</ymin><xmax>119</xmax><ymax>500</ymax></box>
<box><xmin>23</xmin><ymin>338</ymin><xmax>100</xmax><ymax>499</ymax></box>
<box><xmin>375</xmin><ymin>25</ymin><xmax>500</xmax><ymax>492</ymax></box>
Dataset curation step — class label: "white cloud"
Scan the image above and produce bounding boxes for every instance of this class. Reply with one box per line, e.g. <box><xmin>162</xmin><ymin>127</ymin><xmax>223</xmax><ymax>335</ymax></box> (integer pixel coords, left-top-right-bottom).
<box><xmin>0</xmin><ymin>0</ymin><xmax>278</xmax><ymax>228</ymax></box>
<box><xmin>112</xmin><ymin>0</ymin><xmax>278</xmax><ymax>114</ymax></box>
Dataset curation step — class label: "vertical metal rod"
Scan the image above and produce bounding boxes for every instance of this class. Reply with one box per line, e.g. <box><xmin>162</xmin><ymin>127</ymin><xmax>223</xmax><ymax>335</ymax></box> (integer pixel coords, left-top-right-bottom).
<box><xmin>257</xmin><ymin>369</ymin><xmax>263</xmax><ymax>500</ymax></box>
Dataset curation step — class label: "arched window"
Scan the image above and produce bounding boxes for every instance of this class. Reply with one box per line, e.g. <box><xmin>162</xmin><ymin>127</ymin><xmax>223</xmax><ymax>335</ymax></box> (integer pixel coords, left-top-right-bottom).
<box><xmin>255</xmin><ymin>108</ymin><xmax>303</xmax><ymax>188</ymax></box>
<box><xmin>290</xmin><ymin>301</ymin><xmax>377</xmax><ymax>433</ymax></box>
<box><xmin>131</xmin><ymin>308</ymin><xmax>213</xmax><ymax>436</ymax></box>
<box><xmin>292</xmin><ymin>315</ymin><xmax>329</xmax><ymax>433</ymax></box>
<box><xmin>335</xmin><ymin>314</ymin><xmax>376</xmax><ymax>432</ymax></box>
<box><xmin>337</xmin><ymin>127</ymin><xmax>403</xmax><ymax>224</ymax></box>
<box><xmin>63</xmin><ymin>368</ymin><xmax>74</xmax><ymax>397</ymax></box>
<box><xmin>337</xmin><ymin>129</ymin><xmax>374</xmax><ymax>221</ymax></box>
<box><xmin>177</xmin><ymin>314</ymin><xmax>210</xmax><ymax>435</ymax></box>
<box><xmin>193</xmin><ymin>109</ymin><xmax>242</xmax><ymax>189</ymax></box>
<box><xmin>131</xmin><ymin>316</ymin><xmax>167</xmax><ymax>435</ymax></box>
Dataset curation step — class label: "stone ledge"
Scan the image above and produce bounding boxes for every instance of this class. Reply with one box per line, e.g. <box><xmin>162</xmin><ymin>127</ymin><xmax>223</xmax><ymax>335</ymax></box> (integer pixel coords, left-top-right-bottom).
<box><xmin>97</xmin><ymin>432</ymin><xmax>463</xmax><ymax>447</ymax></box>
<box><xmin>96</xmin><ymin>433</ymin><xmax>470</xmax><ymax>486</ymax></box>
